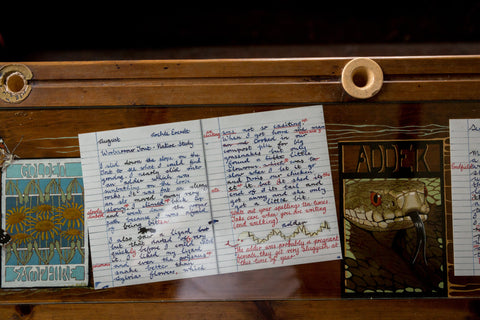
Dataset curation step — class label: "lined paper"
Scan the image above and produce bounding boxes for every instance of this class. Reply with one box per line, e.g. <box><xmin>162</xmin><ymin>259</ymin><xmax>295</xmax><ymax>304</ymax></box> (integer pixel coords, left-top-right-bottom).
<box><xmin>79</xmin><ymin>106</ymin><xmax>341</xmax><ymax>288</ymax></box>
<box><xmin>450</xmin><ymin>119</ymin><xmax>480</xmax><ymax>276</ymax></box>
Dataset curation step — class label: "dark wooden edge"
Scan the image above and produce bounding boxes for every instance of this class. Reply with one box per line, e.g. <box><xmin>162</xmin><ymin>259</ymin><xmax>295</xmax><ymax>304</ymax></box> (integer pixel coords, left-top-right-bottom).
<box><xmin>0</xmin><ymin>299</ymin><xmax>478</xmax><ymax>320</ymax></box>
<box><xmin>15</xmin><ymin>56</ymin><xmax>480</xmax><ymax>79</ymax></box>
<box><xmin>1</xmin><ymin>56</ymin><xmax>479</xmax><ymax>107</ymax></box>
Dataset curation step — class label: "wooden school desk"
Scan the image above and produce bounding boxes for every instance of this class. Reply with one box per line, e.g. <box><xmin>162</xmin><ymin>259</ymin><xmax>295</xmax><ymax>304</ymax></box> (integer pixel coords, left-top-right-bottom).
<box><xmin>0</xmin><ymin>57</ymin><xmax>479</xmax><ymax>319</ymax></box>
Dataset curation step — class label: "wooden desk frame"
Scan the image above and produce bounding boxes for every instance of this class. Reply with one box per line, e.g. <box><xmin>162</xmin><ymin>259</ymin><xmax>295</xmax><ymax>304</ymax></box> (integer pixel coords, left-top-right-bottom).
<box><xmin>0</xmin><ymin>56</ymin><xmax>479</xmax><ymax>319</ymax></box>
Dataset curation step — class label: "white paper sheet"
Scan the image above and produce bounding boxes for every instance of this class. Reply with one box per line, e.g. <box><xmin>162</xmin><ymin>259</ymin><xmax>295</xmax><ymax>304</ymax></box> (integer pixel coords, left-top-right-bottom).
<box><xmin>79</xmin><ymin>106</ymin><xmax>342</xmax><ymax>289</ymax></box>
<box><xmin>450</xmin><ymin>119</ymin><xmax>480</xmax><ymax>276</ymax></box>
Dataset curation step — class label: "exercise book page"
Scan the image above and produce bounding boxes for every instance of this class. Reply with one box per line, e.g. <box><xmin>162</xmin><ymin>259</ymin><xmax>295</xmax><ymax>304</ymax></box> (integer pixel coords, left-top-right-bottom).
<box><xmin>201</xmin><ymin>106</ymin><xmax>342</xmax><ymax>274</ymax></box>
<box><xmin>79</xmin><ymin>121</ymin><xmax>217</xmax><ymax>289</ymax></box>
<box><xmin>450</xmin><ymin>119</ymin><xmax>480</xmax><ymax>276</ymax></box>
<box><xmin>79</xmin><ymin>106</ymin><xmax>342</xmax><ymax>288</ymax></box>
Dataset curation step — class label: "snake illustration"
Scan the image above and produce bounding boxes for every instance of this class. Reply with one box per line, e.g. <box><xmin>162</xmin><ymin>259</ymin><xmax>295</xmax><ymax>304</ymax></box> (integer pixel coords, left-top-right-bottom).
<box><xmin>345</xmin><ymin>179</ymin><xmax>436</xmax><ymax>265</ymax></box>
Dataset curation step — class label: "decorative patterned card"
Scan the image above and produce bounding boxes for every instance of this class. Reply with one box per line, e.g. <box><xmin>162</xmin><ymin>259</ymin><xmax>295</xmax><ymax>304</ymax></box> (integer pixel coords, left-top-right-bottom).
<box><xmin>1</xmin><ymin>159</ymin><xmax>88</xmax><ymax>288</ymax></box>
<box><xmin>339</xmin><ymin>140</ymin><xmax>447</xmax><ymax>297</ymax></box>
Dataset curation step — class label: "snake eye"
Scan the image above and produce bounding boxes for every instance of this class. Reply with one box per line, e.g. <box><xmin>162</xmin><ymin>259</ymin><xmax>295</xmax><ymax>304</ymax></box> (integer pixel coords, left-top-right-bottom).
<box><xmin>370</xmin><ymin>192</ymin><xmax>382</xmax><ymax>207</ymax></box>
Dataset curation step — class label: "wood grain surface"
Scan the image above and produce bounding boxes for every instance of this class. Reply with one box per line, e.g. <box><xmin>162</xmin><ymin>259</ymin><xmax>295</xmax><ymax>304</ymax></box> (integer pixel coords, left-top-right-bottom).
<box><xmin>1</xmin><ymin>56</ymin><xmax>480</xmax><ymax>107</ymax></box>
<box><xmin>1</xmin><ymin>299</ymin><xmax>479</xmax><ymax>320</ymax></box>
<box><xmin>0</xmin><ymin>57</ymin><xmax>479</xmax><ymax>318</ymax></box>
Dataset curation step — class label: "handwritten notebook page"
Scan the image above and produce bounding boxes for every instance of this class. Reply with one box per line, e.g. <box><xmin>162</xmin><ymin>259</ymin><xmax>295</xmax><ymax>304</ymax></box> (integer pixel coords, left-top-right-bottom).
<box><xmin>80</xmin><ymin>121</ymin><xmax>218</xmax><ymax>288</ymax></box>
<box><xmin>202</xmin><ymin>107</ymin><xmax>341</xmax><ymax>273</ymax></box>
<box><xmin>79</xmin><ymin>106</ymin><xmax>341</xmax><ymax>288</ymax></box>
<box><xmin>450</xmin><ymin>119</ymin><xmax>480</xmax><ymax>276</ymax></box>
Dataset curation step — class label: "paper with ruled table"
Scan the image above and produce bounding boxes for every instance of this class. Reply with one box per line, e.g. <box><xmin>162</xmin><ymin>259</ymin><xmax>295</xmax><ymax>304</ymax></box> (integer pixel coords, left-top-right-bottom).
<box><xmin>450</xmin><ymin>119</ymin><xmax>480</xmax><ymax>276</ymax></box>
<box><xmin>79</xmin><ymin>106</ymin><xmax>341</xmax><ymax>289</ymax></box>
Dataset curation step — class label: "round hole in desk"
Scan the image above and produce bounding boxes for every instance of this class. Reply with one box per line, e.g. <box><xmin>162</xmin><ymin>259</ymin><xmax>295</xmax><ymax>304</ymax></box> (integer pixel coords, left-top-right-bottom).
<box><xmin>6</xmin><ymin>72</ymin><xmax>27</xmax><ymax>93</ymax></box>
<box><xmin>351</xmin><ymin>66</ymin><xmax>372</xmax><ymax>88</ymax></box>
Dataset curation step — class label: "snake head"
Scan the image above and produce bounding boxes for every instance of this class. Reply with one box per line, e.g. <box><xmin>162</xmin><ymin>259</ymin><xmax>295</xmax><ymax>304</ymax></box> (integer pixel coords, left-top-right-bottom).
<box><xmin>345</xmin><ymin>179</ymin><xmax>430</xmax><ymax>232</ymax></box>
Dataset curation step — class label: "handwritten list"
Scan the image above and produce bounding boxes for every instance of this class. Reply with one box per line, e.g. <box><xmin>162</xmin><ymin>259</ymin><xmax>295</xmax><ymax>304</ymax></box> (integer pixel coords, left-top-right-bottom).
<box><xmin>450</xmin><ymin>119</ymin><xmax>480</xmax><ymax>276</ymax></box>
<box><xmin>79</xmin><ymin>106</ymin><xmax>341</xmax><ymax>288</ymax></box>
